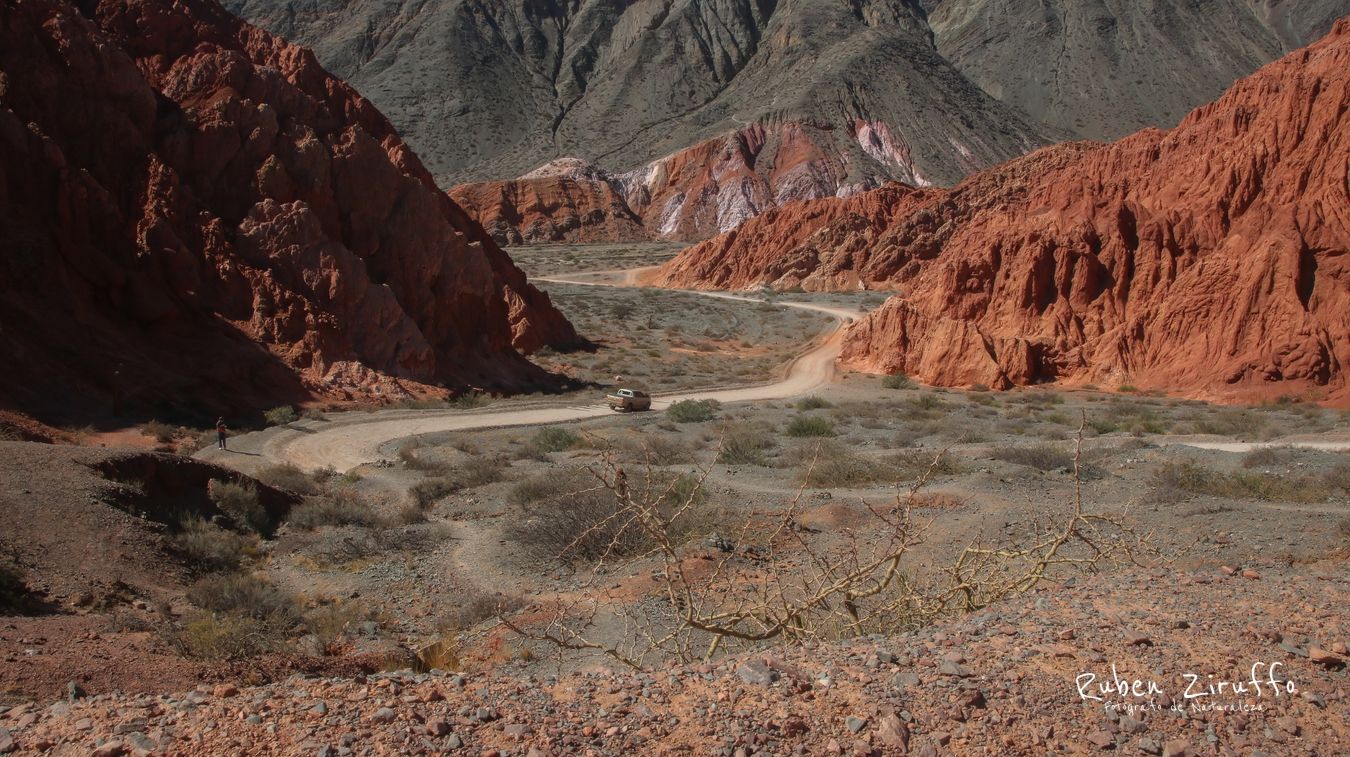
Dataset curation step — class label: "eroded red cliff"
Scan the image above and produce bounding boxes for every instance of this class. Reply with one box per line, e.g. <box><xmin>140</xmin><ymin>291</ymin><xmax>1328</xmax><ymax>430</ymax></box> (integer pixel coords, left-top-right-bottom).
<box><xmin>656</xmin><ymin>21</ymin><xmax>1350</xmax><ymax>404</ymax></box>
<box><xmin>0</xmin><ymin>0</ymin><xmax>580</xmax><ymax>421</ymax></box>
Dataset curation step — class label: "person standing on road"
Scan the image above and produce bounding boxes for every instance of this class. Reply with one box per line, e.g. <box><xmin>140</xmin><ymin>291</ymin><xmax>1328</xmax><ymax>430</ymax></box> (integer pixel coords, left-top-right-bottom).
<box><xmin>216</xmin><ymin>417</ymin><xmax>228</xmax><ymax>450</ymax></box>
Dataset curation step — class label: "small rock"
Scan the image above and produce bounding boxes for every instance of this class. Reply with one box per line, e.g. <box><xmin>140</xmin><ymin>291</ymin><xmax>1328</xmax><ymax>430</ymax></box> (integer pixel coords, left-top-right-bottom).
<box><xmin>427</xmin><ymin>719</ymin><xmax>451</xmax><ymax>737</ymax></box>
<box><xmin>1162</xmin><ymin>739</ymin><xmax>1190</xmax><ymax>757</ymax></box>
<box><xmin>370</xmin><ymin>707</ymin><xmax>397</xmax><ymax>724</ymax></box>
<box><xmin>213</xmin><ymin>684</ymin><xmax>238</xmax><ymax>698</ymax></box>
<box><xmin>737</xmin><ymin>660</ymin><xmax>779</xmax><ymax>686</ymax></box>
<box><xmin>504</xmin><ymin>724</ymin><xmax>532</xmax><ymax>739</ymax></box>
<box><xmin>1332</xmin><ymin>641</ymin><xmax>1348</xmax><ymax>656</ymax></box>
<box><xmin>66</xmin><ymin>681</ymin><xmax>87</xmax><ymax>702</ymax></box>
<box><xmin>1086</xmin><ymin>730</ymin><xmax>1115</xmax><ymax>749</ymax></box>
<box><xmin>1240</xmin><ymin>569</ymin><xmax>1260</xmax><ymax>580</ymax></box>
<box><xmin>845</xmin><ymin>715</ymin><xmax>867</xmax><ymax>734</ymax></box>
<box><xmin>1124</xmin><ymin>630</ymin><xmax>1152</xmax><ymax>646</ymax></box>
<box><xmin>1219</xmin><ymin>565</ymin><xmax>1238</xmax><ymax>576</ymax></box>
<box><xmin>938</xmin><ymin>660</ymin><xmax>972</xmax><ymax>677</ymax></box>
<box><xmin>445</xmin><ymin>734</ymin><xmax>463</xmax><ymax>749</ymax></box>
<box><xmin>1137</xmin><ymin>738</ymin><xmax>1160</xmax><ymax>755</ymax></box>
<box><xmin>875</xmin><ymin>714</ymin><xmax>908</xmax><ymax>749</ymax></box>
<box><xmin>310</xmin><ymin>701</ymin><xmax>328</xmax><ymax>716</ymax></box>
<box><xmin>1308</xmin><ymin>647</ymin><xmax>1345</xmax><ymax>667</ymax></box>
<box><xmin>91</xmin><ymin>742</ymin><xmax>127</xmax><ymax>757</ymax></box>
<box><xmin>126</xmin><ymin>732</ymin><xmax>157</xmax><ymax>752</ymax></box>
<box><xmin>0</xmin><ymin>728</ymin><xmax>13</xmax><ymax>755</ymax></box>
<box><xmin>892</xmin><ymin>671</ymin><xmax>920</xmax><ymax>693</ymax></box>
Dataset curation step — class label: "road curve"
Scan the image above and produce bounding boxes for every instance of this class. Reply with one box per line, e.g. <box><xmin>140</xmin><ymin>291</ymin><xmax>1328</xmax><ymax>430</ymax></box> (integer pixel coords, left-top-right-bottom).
<box><xmin>229</xmin><ymin>274</ymin><xmax>861</xmax><ymax>473</ymax></box>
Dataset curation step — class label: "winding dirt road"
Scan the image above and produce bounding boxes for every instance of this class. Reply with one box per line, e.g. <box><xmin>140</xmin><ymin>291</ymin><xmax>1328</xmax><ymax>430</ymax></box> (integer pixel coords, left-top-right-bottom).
<box><xmin>211</xmin><ymin>272</ymin><xmax>860</xmax><ymax>473</ymax></box>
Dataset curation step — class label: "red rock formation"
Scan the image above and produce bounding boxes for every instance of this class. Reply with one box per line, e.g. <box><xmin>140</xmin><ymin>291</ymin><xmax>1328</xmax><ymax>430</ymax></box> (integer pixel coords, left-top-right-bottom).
<box><xmin>657</xmin><ymin>21</ymin><xmax>1350</xmax><ymax>404</ymax></box>
<box><xmin>449</xmin><ymin>159</ymin><xmax>650</xmax><ymax>245</ymax></box>
<box><xmin>0</xmin><ymin>0</ymin><xmax>580</xmax><ymax>422</ymax></box>
<box><xmin>450</xmin><ymin>122</ymin><xmax>896</xmax><ymax>245</ymax></box>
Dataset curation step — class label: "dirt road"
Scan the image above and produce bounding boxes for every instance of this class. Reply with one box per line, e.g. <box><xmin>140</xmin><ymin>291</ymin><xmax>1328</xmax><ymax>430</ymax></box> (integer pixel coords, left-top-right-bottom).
<box><xmin>203</xmin><ymin>274</ymin><xmax>861</xmax><ymax>473</ymax></box>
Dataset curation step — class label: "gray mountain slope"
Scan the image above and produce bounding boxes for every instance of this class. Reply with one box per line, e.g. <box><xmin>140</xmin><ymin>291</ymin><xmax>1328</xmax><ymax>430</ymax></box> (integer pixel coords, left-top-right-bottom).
<box><xmin>224</xmin><ymin>0</ymin><xmax>1050</xmax><ymax>185</ymax></box>
<box><xmin>227</xmin><ymin>0</ymin><xmax>1348</xmax><ymax>186</ymax></box>
<box><xmin>927</xmin><ymin>0</ymin><xmax>1350</xmax><ymax>140</ymax></box>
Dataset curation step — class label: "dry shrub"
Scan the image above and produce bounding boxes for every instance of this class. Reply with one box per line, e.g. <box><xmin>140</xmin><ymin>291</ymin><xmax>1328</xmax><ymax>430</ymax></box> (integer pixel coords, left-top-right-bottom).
<box><xmin>140</xmin><ymin>420</ymin><xmax>179</xmax><ymax>443</ymax></box>
<box><xmin>715</xmin><ymin>423</ymin><xmax>777</xmax><ymax>465</ymax></box>
<box><xmin>409</xmin><ymin>477</ymin><xmax>461</xmax><ymax>509</ymax></box>
<box><xmin>882</xmin><ymin>374</ymin><xmax>916</xmax><ymax>390</ymax></box>
<box><xmin>506</xmin><ymin>472</ymin><xmax>713</xmax><ymax>564</ymax></box>
<box><xmin>208</xmin><ymin>479</ymin><xmax>268</xmax><ymax>533</ymax></box>
<box><xmin>1191</xmin><ymin>409</ymin><xmax>1267</xmax><ymax>440</ymax></box>
<box><xmin>264</xmin><ymin>405</ymin><xmax>298</xmax><ymax>426</ymax></box>
<box><xmin>990</xmin><ymin>443</ymin><xmax>1074</xmax><ymax>471</ymax></box>
<box><xmin>289</xmin><ymin>489</ymin><xmax>380</xmax><ymax>530</ymax></box>
<box><xmin>441</xmin><ymin>591</ymin><xmax>525</xmax><ymax>632</ymax></box>
<box><xmin>784</xmin><ymin>415</ymin><xmax>835</xmax><ymax>438</ymax></box>
<box><xmin>398</xmin><ymin>440</ymin><xmax>449</xmax><ymax>474</ymax></box>
<box><xmin>501</xmin><ymin>422</ymin><xmax>1154</xmax><ymax>670</ymax></box>
<box><xmin>1153</xmin><ymin>460</ymin><xmax>1342</xmax><ymax>503</ymax></box>
<box><xmin>789</xmin><ymin>441</ymin><xmax>895</xmax><ymax>488</ymax></box>
<box><xmin>456</xmin><ymin>455</ymin><xmax>507</xmax><ymax>488</ymax></box>
<box><xmin>667</xmin><ymin>399</ymin><xmax>721</xmax><ymax>423</ymax></box>
<box><xmin>910</xmin><ymin>492</ymin><xmax>966</xmax><ymax>509</ymax></box>
<box><xmin>1240</xmin><ymin>446</ymin><xmax>1299</xmax><ymax>469</ymax></box>
<box><xmin>169</xmin><ymin>518</ymin><xmax>250</xmax><ymax>573</ymax></box>
<box><xmin>254</xmin><ymin>463</ymin><xmax>322</xmax><ymax>496</ymax></box>
<box><xmin>173</xmin><ymin>612</ymin><xmax>270</xmax><ymax>660</ymax></box>
<box><xmin>187</xmin><ymin>572</ymin><xmax>297</xmax><ymax>626</ymax></box>
<box><xmin>531</xmin><ymin>427</ymin><xmax>580</xmax><ymax>453</ymax></box>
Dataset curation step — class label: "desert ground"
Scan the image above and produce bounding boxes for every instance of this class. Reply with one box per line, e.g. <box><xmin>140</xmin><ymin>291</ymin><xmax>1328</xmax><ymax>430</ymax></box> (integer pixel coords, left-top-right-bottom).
<box><xmin>3</xmin><ymin>244</ymin><xmax>1347</xmax><ymax>755</ymax></box>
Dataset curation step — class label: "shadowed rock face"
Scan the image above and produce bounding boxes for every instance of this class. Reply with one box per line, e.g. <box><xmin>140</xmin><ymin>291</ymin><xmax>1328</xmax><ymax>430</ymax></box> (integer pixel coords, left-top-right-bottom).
<box><xmin>0</xmin><ymin>0</ymin><xmax>579</xmax><ymax>422</ymax></box>
<box><xmin>656</xmin><ymin>21</ymin><xmax>1350</xmax><ymax>404</ymax></box>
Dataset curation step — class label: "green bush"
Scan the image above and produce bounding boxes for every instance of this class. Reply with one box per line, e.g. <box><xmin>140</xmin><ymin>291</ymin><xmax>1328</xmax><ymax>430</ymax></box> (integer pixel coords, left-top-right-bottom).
<box><xmin>785</xmin><ymin>415</ymin><xmax>836</xmax><ymax>438</ymax></box>
<box><xmin>264</xmin><ymin>405</ymin><xmax>298</xmax><ymax>426</ymax></box>
<box><xmin>667</xmin><ymin>399</ymin><xmax>721</xmax><ymax>423</ymax></box>
<box><xmin>795</xmin><ymin>396</ymin><xmax>832</xmax><ymax>411</ymax></box>
<box><xmin>882</xmin><ymin>374</ymin><xmax>916</xmax><ymax>390</ymax></box>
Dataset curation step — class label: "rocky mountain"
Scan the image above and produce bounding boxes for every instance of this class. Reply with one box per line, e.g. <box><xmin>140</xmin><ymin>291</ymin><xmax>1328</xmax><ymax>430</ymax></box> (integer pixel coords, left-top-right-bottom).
<box><xmin>926</xmin><ymin>0</ymin><xmax>1349</xmax><ymax>142</ymax></box>
<box><xmin>227</xmin><ymin>1</ymin><xmax>1346</xmax><ymax>244</ymax></box>
<box><xmin>0</xmin><ymin>0</ymin><xmax>580</xmax><ymax>424</ymax></box>
<box><xmin>654</xmin><ymin>20</ymin><xmax>1350</xmax><ymax>404</ymax></box>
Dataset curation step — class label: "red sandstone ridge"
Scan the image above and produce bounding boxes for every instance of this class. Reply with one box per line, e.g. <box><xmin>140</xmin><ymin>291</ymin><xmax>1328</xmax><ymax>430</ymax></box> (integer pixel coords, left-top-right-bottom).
<box><xmin>0</xmin><ymin>0</ymin><xmax>581</xmax><ymax>422</ymax></box>
<box><xmin>450</xmin><ymin>121</ymin><xmax>908</xmax><ymax>245</ymax></box>
<box><xmin>656</xmin><ymin>20</ymin><xmax>1350</xmax><ymax>404</ymax></box>
<box><xmin>449</xmin><ymin>159</ymin><xmax>650</xmax><ymax>245</ymax></box>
